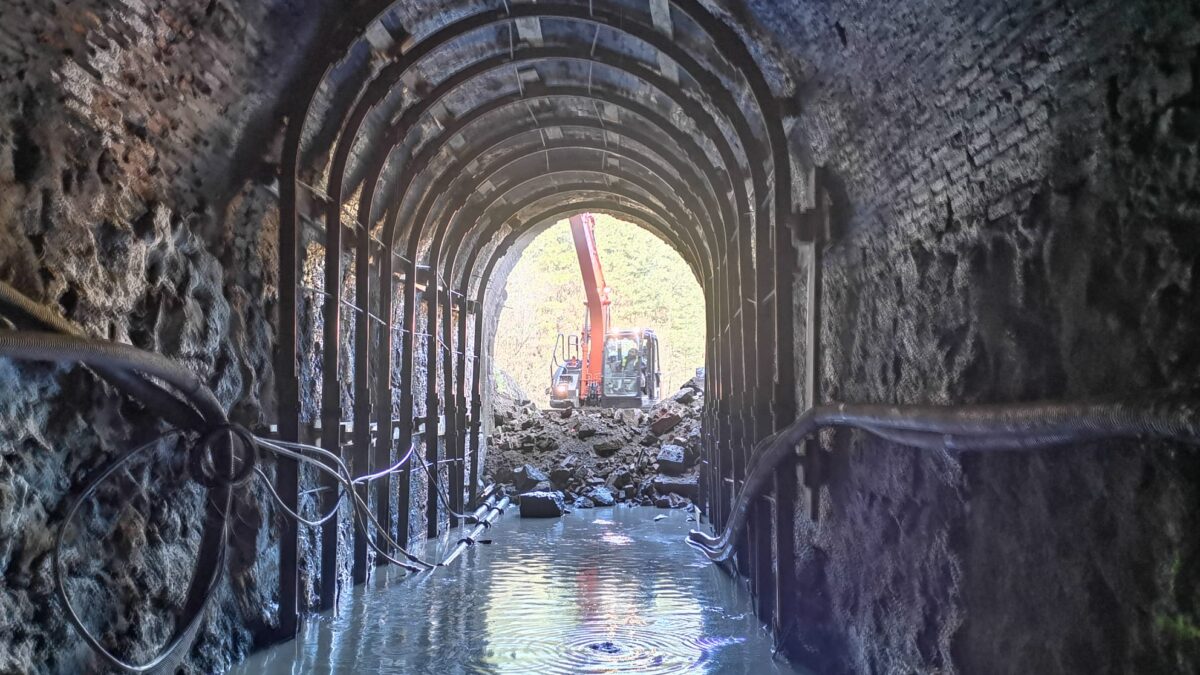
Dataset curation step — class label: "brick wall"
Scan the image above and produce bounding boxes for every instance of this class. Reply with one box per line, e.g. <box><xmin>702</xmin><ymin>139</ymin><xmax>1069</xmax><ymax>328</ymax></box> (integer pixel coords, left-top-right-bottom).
<box><xmin>741</xmin><ymin>0</ymin><xmax>1200</xmax><ymax>671</ymax></box>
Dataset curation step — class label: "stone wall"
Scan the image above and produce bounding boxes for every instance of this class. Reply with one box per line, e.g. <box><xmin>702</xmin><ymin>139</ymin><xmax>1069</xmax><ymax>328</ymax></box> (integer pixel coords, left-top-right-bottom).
<box><xmin>1</xmin><ymin>0</ymin><xmax>1197</xmax><ymax>672</ymax></box>
<box><xmin>0</xmin><ymin>0</ymin><xmax>335</xmax><ymax>671</ymax></box>
<box><xmin>744</xmin><ymin>0</ymin><xmax>1200</xmax><ymax>671</ymax></box>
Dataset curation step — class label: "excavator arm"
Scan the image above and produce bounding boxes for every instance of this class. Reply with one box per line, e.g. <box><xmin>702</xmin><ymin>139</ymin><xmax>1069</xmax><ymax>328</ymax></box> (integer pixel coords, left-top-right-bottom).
<box><xmin>568</xmin><ymin>214</ymin><xmax>610</xmax><ymax>401</ymax></box>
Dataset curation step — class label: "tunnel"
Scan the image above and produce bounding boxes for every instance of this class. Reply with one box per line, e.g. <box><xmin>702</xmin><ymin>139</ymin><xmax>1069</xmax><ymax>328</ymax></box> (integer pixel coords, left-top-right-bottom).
<box><xmin>1</xmin><ymin>0</ymin><xmax>1199</xmax><ymax>672</ymax></box>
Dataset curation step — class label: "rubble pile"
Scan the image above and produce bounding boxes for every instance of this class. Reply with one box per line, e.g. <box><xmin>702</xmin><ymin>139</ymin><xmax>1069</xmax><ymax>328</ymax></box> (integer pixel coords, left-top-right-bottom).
<box><xmin>484</xmin><ymin>377</ymin><xmax>704</xmax><ymax>516</ymax></box>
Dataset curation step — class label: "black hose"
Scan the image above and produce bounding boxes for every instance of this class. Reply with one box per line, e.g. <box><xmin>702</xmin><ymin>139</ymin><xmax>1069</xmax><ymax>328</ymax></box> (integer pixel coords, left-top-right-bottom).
<box><xmin>0</xmin><ymin>331</ymin><xmax>225</xmax><ymax>425</ymax></box>
<box><xmin>687</xmin><ymin>398</ymin><xmax>1200</xmax><ymax>562</ymax></box>
<box><xmin>0</xmin><ymin>281</ymin><xmax>207</xmax><ymax>430</ymax></box>
<box><xmin>53</xmin><ymin>432</ymin><xmax>231</xmax><ymax>673</ymax></box>
<box><xmin>0</xmin><ymin>285</ymin><xmax>237</xmax><ymax>672</ymax></box>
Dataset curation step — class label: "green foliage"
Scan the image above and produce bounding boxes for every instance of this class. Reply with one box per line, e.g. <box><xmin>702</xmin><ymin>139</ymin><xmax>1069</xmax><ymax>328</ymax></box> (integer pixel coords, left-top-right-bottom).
<box><xmin>1157</xmin><ymin>613</ymin><xmax>1200</xmax><ymax>642</ymax></box>
<box><xmin>494</xmin><ymin>214</ymin><xmax>705</xmax><ymax>403</ymax></box>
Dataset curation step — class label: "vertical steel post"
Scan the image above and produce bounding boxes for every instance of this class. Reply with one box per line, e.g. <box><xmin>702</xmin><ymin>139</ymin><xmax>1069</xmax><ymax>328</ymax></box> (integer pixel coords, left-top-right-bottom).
<box><xmin>425</xmin><ymin>269</ymin><xmax>441</xmax><ymax>539</ymax></box>
<box><xmin>352</xmin><ymin>223</ymin><xmax>373</xmax><ymax>583</ymax></box>
<box><xmin>398</xmin><ymin>256</ymin><xmax>421</xmax><ymax>549</ymax></box>
<box><xmin>752</xmin><ymin>195</ymin><xmax>778</xmax><ymax>626</ymax></box>
<box><xmin>319</xmin><ymin>225</ymin><xmax>343</xmax><ymax>611</ymax></box>
<box><xmin>274</xmin><ymin>143</ymin><xmax>302</xmax><ymax>640</ymax></box>
<box><xmin>802</xmin><ymin>179</ymin><xmax>829</xmax><ymax>523</ymax></box>
<box><xmin>442</xmin><ymin>286</ymin><xmax>460</xmax><ymax>526</ymax></box>
<box><xmin>456</xmin><ymin>295</ymin><xmax>474</xmax><ymax>507</ymax></box>
<box><xmin>772</xmin><ymin>188</ymin><xmax>803</xmax><ymax>642</ymax></box>
<box><xmin>375</xmin><ymin>250</ymin><xmax>395</xmax><ymax>564</ymax></box>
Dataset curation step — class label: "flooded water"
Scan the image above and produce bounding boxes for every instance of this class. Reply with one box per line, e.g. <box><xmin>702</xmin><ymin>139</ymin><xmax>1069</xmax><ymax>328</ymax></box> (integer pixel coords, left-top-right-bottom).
<box><xmin>232</xmin><ymin>506</ymin><xmax>805</xmax><ymax>674</ymax></box>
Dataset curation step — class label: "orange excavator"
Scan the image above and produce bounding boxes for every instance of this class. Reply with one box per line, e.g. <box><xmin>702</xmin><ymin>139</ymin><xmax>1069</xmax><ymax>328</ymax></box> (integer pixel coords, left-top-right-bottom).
<box><xmin>549</xmin><ymin>214</ymin><xmax>661</xmax><ymax>409</ymax></box>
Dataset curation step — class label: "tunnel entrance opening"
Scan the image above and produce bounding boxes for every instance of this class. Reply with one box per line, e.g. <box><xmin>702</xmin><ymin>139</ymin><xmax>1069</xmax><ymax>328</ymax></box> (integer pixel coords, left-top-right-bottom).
<box><xmin>493</xmin><ymin>213</ymin><xmax>705</xmax><ymax>411</ymax></box>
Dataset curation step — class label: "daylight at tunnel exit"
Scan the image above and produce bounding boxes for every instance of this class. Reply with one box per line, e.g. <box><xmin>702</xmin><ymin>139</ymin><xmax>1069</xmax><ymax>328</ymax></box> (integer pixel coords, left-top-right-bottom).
<box><xmin>0</xmin><ymin>0</ymin><xmax>1199</xmax><ymax>673</ymax></box>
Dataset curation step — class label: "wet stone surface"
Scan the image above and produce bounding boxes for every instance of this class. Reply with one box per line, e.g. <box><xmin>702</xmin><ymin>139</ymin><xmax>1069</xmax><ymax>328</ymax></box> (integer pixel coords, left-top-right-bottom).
<box><xmin>232</xmin><ymin>507</ymin><xmax>805</xmax><ymax>675</ymax></box>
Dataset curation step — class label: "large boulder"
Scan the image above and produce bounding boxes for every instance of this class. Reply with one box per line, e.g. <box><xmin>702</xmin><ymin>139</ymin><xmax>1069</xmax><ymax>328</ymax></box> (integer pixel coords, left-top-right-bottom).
<box><xmin>512</xmin><ymin>464</ymin><xmax>549</xmax><ymax>491</ymax></box>
<box><xmin>650</xmin><ymin>412</ymin><xmax>682</xmax><ymax>435</ymax></box>
<box><xmin>519</xmin><ymin>491</ymin><xmax>566</xmax><ymax>517</ymax></box>
<box><xmin>655</xmin><ymin>444</ymin><xmax>688</xmax><ymax>476</ymax></box>
<box><xmin>577</xmin><ymin>425</ymin><xmax>598</xmax><ymax>439</ymax></box>
<box><xmin>653</xmin><ymin>475</ymin><xmax>698</xmax><ymax>500</ymax></box>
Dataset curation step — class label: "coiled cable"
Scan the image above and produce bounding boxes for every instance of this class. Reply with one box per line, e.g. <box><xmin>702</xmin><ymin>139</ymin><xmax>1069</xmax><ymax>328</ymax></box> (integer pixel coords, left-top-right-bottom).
<box><xmin>0</xmin><ymin>283</ymin><xmax>439</xmax><ymax>671</ymax></box>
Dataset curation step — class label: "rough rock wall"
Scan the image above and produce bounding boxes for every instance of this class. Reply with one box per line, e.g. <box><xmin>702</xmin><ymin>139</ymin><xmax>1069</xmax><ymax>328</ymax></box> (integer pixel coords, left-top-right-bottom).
<box><xmin>746</xmin><ymin>0</ymin><xmax>1200</xmax><ymax>672</ymax></box>
<box><xmin>0</xmin><ymin>0</ymin><xmax>334</xmax><ymax>671</ymax></box>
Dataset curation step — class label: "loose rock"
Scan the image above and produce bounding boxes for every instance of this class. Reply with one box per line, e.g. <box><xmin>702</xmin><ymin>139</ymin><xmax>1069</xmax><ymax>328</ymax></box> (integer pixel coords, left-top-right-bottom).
<box><xmin>519</xmin><ymin>491</ymin><xmax>566</xmax><ymax>517</ymax></box>
<box><xmin>586</xmin><ymin>486</ymin><xmax>616</xmax><ymax>507</ymax></box>
<box><xmin>485</xmin><ymin>379</ymin><xmax>705</xmax><ymax>510</ymax></box>
<box><xmin>512</xmin><ymin>464</ymin><xmax>549</xmax><ymax>491</ymax></box>
<box><xmin>650</xmin><ymin>413</ymin><xmax>683</xmax><ymax>435</ymax></box>
<box><xmin>592</xmin><ymin>439</ymin><xmax>623</xmax><ymax>457</ymax></box>
<box><xmin>656</xmin><ymin>445</ymin><xmax>688</xmax><ymax>476</ymax></box>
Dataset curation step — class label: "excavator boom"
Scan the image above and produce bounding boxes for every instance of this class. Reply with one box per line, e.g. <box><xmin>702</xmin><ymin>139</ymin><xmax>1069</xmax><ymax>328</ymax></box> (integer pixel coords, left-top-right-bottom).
<box><xmin>568</xmin><ymin>213</ymin><xmax>610</xmax><ymax>400</ymax></box>
<box><xmin>548</xmin><ymin>213</ymin><xmax>660</xmax><ymax>409</ymax></box>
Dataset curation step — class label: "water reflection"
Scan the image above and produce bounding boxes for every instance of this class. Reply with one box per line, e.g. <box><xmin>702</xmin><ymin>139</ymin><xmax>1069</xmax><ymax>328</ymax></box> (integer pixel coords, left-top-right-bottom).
<box><xmin>231</xmin><ymin>508</ymin><xmax>804</xmax><ymax>674</ymax></box>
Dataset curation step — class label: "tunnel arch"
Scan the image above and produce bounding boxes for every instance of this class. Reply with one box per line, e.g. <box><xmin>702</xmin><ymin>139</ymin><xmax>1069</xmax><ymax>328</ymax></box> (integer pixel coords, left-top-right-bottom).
<box><xmin>273</xmin><ymin>0</ymin><xmax>799</xmax><ymax>631</ymax></box>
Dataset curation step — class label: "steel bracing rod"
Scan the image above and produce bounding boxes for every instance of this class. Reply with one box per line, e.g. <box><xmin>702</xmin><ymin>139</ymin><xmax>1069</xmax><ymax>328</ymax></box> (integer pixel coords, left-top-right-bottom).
<box><xmin>276</xmin><ymin>0</ymin><xmax>401</xmax><ymax>628</ymax></box>
<box><xmin>399</xmin><ymin>164</ymin><xmax>705</xmax><ymax>537</ymax></box>
<box><xmin>688</xmin><ymin>398</ymin><xmax>1200</xmax><ymax>563</ymax></box>
<box><xmin>343</xmin><ymin>22</ymin><xmax>763</xmax><ymax>514</ymax></box>
<box><xmin>461</xmin><ymin>189</ymin><xmax>710</xmax><ymax>491</ymax></box>
<box><xmin>279</xmin><ymin>0</ymin><xmax>787</xmax><ymax>610</ymax></box>
<box><xmin>456</xmin><ymin>192</ymin><xmax>705</xmax><ymax>499</ymax></box>
<box><xmin>411</xmin><ymin>143</ymin><xmax>712</xmax><ymax>479</ymax></box>
<box><xmin>357</xmin><ymin>53</ymin><xmax>739</xmax><ymax>235</ymax></box>
<box><xmin>343</xmin><ymin>32</ymin><xmax>753</xmax><ymax>547</ymax></box>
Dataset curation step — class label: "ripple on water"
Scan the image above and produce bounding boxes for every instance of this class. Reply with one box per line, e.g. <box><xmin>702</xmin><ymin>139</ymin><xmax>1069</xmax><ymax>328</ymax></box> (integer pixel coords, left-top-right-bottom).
<box><xmin>230</xmin><ymin>508</ymin><xmax>802</xmax><ymax>675</ymax></box>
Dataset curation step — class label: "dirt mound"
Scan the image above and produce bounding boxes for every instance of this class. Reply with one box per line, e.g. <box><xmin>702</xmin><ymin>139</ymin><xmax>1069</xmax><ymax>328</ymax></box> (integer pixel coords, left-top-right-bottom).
<box><xmin>484</xmin><ymin>378</ymin><xmax>704</xmax><ymax>511</ymax></box>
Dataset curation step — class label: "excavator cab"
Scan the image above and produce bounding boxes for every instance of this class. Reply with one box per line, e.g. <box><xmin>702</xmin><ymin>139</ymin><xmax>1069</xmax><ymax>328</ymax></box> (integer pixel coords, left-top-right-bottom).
<box><xmin>601</xmin><ymin>329</ymin><xmax>661</xmax><ymax>408</ymax></box>
<box><xmin>544</xmin><ymin>213</ymin><xmax>664</xmax><ymax>409</ymax></box>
